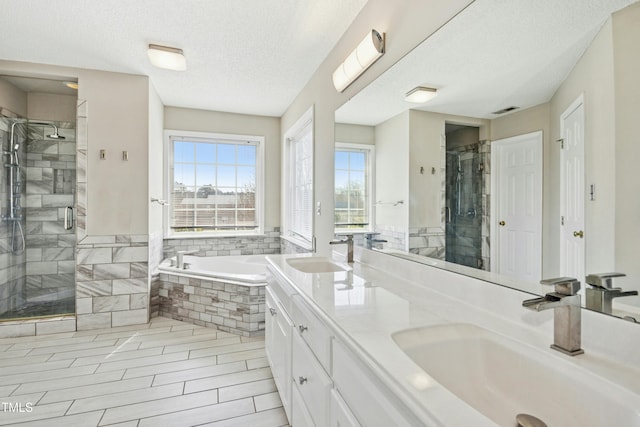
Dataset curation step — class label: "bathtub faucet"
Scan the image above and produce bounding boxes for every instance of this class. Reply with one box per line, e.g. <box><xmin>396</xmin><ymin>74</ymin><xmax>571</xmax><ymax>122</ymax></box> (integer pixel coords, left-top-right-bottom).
<box><xmin>176</xmin><ymin>250</ymin><xmax>199</xmax><ymax>269</ymax></box>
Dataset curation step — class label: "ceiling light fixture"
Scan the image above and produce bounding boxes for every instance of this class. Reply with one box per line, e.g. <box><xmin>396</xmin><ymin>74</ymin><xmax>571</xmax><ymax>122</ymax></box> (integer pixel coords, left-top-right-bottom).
<box><xmin>147</xmin><ymin>44</ymin><xmax>186</xmax><ymax>71</ymax></box>
<box><xmin>404</xmin><ymin>86</ymin><xmax>438</xmax><ymax>103</ymax></box>
<box><xmin>63</xmin><ymin>81</ymin><xmax>78</xmax><ymax>90</ymax></box>
<box><xmin>332</xmin><ymin>29</ymin><xmax>385</xmax><ymax>92</ymax></box>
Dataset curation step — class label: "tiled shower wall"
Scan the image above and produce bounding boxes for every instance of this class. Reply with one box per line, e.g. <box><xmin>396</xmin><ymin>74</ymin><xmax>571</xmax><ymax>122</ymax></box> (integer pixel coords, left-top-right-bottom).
<box><xmin>25</xmin><ymin>122</ymin><xmax>76</xmax><ymax>306</ymax></box>
<box><xmin>0</xmin><ymin>117</ymin><xmax>26</xmax><ymax>317</ymax></box>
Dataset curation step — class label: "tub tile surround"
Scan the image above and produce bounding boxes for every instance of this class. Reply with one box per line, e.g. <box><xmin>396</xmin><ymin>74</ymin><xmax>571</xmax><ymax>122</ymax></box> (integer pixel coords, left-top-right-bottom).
<box><xmin>157</xmin><ymin>272</ymin><xmax>265</xmax><ymax>337</ymax></box>
<box><xmin>267</xmin><ymin>249</ymin><xmax>640</xmax><ymax>425</ymax></box>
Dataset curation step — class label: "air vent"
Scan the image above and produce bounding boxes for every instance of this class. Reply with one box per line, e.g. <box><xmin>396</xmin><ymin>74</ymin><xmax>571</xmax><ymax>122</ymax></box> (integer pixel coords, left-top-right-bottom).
<box><xmin>492</xmin><ymin>106</ymin><xmax>520</xmax><ymax>115</ymax></box>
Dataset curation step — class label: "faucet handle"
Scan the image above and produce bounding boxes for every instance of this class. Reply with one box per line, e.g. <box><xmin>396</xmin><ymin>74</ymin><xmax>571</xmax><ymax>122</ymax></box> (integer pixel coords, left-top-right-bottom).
<box><xmin>585</xmin><ymin>272</ymin><xmax>626</xmax><ymax>289</ymax></box>
<box><xmin>540</xmin><ymin>277</ymin><xmax>580</xmax><ymax>296</ymax></box>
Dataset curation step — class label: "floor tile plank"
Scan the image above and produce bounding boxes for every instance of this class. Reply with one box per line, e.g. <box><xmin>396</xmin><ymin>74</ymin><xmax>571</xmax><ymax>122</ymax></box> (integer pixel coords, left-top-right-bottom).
<box><xmin>0</xmin><ymin>318</ymin><xmax>284</xmax><ymax>427</ymax></box>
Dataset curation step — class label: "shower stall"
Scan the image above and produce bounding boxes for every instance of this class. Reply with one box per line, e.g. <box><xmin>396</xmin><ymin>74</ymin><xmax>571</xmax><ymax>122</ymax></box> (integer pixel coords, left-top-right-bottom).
<box><xmin>444</xmin><ymin>124</ymin><xmax>488</xmax><ymax>270</ymax></box>
<box><xmin>0</xmin><ymin>117</ymin><xmax>77</xmax><ymax>321</ymax></box>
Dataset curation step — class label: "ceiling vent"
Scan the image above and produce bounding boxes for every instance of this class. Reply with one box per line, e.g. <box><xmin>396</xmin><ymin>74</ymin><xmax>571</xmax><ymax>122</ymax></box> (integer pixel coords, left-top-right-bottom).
<box><xmin>492</xmin><ymin>106</ymin><xmax>520</xmax><ymax>115</ymax></box>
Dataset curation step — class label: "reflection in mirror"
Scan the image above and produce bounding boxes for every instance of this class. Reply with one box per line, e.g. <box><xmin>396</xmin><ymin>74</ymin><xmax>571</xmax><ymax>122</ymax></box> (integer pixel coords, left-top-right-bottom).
<box><xmin>334</xmin><ymin>0</ymin><xmax>640</xmax><ymax>322</ymax></box>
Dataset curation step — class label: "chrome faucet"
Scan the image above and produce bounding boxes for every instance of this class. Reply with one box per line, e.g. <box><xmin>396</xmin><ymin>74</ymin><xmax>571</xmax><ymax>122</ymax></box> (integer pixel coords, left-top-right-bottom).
<box><xmin>364</xmin><ymin>232</ymin><xmax>387</xmax><ymax>250</ymax></box>
<box><xmin>176</xmin><ymin>249</ymin><xmax>199</xmax><ymax>269</ymax></box>
<box><xmin>523</xmin><ymin>277</ymin><xmax>584</xmax><ymax>356</ymax></box>
<box><xmin>329</xmin><ymin>234</ymin><xmax>354</xmax><ymax>263</ymax></box>
<box><xmin>585</xmin><ymin>272</ymin><xmax>638</xmax><ymax>314</ymax></box>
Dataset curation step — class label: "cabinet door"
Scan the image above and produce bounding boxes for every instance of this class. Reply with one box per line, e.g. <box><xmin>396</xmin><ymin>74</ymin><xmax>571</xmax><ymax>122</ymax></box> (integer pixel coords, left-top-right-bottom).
<box><xmin>265</xmin><ymin>287</ymin><xmax>293</xmax><ymax>422</ymax></box>
<box><xmin>292</xmin><ymin>379</ymin><xmax>315</xmax><ymax>427</ymax></box>
<box><xmin>330</xmin><ymin>389</ymin><xmax>361</xmax><ymax>427</ymax></box>
<box><xmin>292</xmin><ymin>331</ymin><xmax>332</xmax><ymax>427</ymax></box>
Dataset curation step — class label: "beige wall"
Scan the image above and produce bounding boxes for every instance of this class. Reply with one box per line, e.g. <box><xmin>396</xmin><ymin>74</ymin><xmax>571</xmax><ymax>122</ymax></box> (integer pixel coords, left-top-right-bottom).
<box><xmin>80</xmin><ymin>70</ymin><xmax>150</xmax><ymax>235</ymax></box>
<box><xmin>613</xmin><ymin>2</ymin><xmax>640</xmax><ymax>297</ymax></box>
<box><xmin>549</xmin><ymin>18</ymin><xmax>616</xmax><ymax>277</ymax></box>
<box><xmin>334</xmin><ymin>122</ymin><xmax>374</xmax><ymax>145</ymax></box>
<box><xmin>148</xmin><ymin>82</ymin><xmax>164</xmax><ymax>234</ymax></box>
<box><xmin>0</xmin><ymin>61</ymin><xmax>152</xmax><ymax>236</ymax></box>
<box><xmin>164</xmin><ymin>107</ymin><xmax>281</xmax><ymax>229</ymax></box>
<box><xmin>27</xmin><ymin>93</ymin><xmax>77</xmax><ymax>122</ymax></box>
<box><xmin>0</xmin><ymin>78</ymin><xmax>27</xmax><ymax>117</ymax></box>
<box><xmin>281</xmin><ymin>0</ymin><xmax>474</xmax><ymax>255</ymax></box>
<box><xmin>409</xmin><ymin>110</ymin><xmax>443</xmax><ymax>229</ymax></box>
<box><xmin>374</xmin><ymin>112</ymin><xmax>409</xmax><ymax>233</ymax></box>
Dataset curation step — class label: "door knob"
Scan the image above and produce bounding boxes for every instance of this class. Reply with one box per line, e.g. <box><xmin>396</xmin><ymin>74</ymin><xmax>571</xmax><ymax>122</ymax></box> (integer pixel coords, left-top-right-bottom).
<box><xmin>499</xmin><ymin>220</ymin><xmax>506</xmax><ymax>226</ymax></box>
<box><xmin>573</xmin><ymin>230</ymin><xmax>584</xmax><ymax>238</ymax></box>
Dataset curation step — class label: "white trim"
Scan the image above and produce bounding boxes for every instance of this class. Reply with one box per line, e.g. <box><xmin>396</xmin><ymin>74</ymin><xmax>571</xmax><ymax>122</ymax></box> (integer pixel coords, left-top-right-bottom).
<box><xmin>283</xmin><ymin>106</ymin><xmax>315</xmax><ymax>251</ymax></box>
<box><xmin>334</xmin><ymin>141</ymin><xmax>375</xmax><ymax>234</ymax></box>
<box><xmin>163</xmin><ymin>129</ymin><xmax>265</xmax><ymax>239</ymax></box>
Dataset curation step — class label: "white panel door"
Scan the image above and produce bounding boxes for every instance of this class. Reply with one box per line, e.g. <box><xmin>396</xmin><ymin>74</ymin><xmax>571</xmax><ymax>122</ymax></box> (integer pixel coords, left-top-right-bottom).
<box><xmin>560</xmin><ymin>97</ymin><xmax>586</xmax><ymax>282</ymax></box>
<box><xmin>492</xmin><ymin>131</ymin><xmax>543</xmax><ymax>284</ymax></box>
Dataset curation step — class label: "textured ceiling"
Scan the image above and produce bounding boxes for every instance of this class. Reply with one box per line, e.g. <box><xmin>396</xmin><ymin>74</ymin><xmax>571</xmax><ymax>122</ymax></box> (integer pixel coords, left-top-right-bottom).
<box><xmin>336</xmin><ymin>0</ymin><xmax>638</xmax><ymax>125</ymax></box>
<box><xmin>0</xmin><ymin>0</ymin><xmax>368</xmax><ymax>117</ymax></box>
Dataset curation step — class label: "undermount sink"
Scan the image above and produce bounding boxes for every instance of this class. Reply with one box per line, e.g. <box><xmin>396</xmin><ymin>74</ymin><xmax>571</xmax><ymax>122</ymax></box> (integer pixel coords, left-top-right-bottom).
<box><xmin>392</xmin><ymin>323</ymin><xmax>640</xmax><ymax>427</ymax></box>
<box><xmin>286</xmin><ymin>256</ymin><xmax>350</xmax><ymax>273</ymax></box>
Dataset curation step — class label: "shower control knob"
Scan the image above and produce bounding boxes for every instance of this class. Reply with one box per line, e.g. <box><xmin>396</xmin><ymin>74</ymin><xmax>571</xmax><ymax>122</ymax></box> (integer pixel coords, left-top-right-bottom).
<box><xmin>499</xmin><ymin>220</ymin><xmax>506</xmax><ymax>226</ymax></box>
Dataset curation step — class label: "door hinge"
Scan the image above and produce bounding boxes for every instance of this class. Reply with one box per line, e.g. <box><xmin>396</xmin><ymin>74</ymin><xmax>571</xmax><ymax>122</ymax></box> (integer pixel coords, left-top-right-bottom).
<box><xmin>561</xmin><ymin>216</ymin><xmax>565</xmax><ymax>226</ymax></box>
<box><xmin>557</xmin><ymin>138</ymin><xmax>565</xmax><ymax>149</ymax></box>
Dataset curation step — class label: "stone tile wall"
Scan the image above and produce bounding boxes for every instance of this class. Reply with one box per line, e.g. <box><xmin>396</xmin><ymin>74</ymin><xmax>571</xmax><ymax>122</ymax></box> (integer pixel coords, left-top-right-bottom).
<box><xmin>374</xmin><ymin>224</ymin><xmax>407</xmax><ymax>251</ymax></box>
<box><xmin>75</xmin><ymin>235</ymin><xmax>149</xmax><ymax>330</ymax></box>
<box><xmin>158</xmin><ymin>272</ymin><xmax>265</xmax><ymax>337</ymax></box>
<box><xmin>24</xmin><ymin>121</ymin><xmax>76</xmax><ymax>307</ymax></box>
<box><xmin>409</xmin><ymin>227</ymin><xmax>445</xmax><ymax>259</ymax></box>
<box><xmin>163</xmin><ymin>227</ymin><xmax>281</xmax><ymax>258</ymax></box>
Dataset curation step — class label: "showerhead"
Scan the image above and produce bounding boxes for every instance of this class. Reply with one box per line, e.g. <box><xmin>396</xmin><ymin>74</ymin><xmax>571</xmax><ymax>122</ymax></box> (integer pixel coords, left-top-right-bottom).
<box><xmin>30</xmin><ymin>122</ymin><xmax>66</xmax><ymax>140</ymax></box>
<box><xmin>47</xmin><ymin>125</ymin><xmax>65</xmax><ymax>140</ymax></box>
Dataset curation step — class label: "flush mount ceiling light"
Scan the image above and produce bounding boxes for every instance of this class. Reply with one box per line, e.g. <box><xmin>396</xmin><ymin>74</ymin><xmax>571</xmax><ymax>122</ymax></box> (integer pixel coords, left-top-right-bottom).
<box><xmin>332</xmin><ymin>29</ymin><xmax>385</xmax><ymax>92</ymax></box>
<box><xmin>404</xmin><ymin>86</ymin><xmax>438</xmax><ymax>103</ymax></box>
<box><xmin>63</xmin><ymin>81</ymin><xmax>78</xmax><ymax>90</ymax></box>
<box><xmin>147</xmin><ymin>44</ymin><xmax>186</xmax><ymax>71</ymax></box>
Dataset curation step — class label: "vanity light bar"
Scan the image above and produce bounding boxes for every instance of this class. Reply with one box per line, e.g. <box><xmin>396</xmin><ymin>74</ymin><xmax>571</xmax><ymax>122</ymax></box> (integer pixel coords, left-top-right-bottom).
<box><xmin>332</xmin><ymin>30</ymin><xmax>385</xmax><ymax>92</ymax></box>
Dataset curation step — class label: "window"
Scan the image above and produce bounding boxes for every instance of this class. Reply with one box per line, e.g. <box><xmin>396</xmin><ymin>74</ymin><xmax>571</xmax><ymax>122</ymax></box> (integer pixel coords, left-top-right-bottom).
<box><xmin>283</xmin><ymin>107</ymin><xmax>314</xmax><ymax>249</ymax></box>
<box><xmin>164</xmin><ymin>130</ymin><xmax>264</xmax><ymax>238</ymax></box>
<box><xmin>335</xmin><ymin>143</ymin><xmax>374</xmax><ymax>232</ymax></box>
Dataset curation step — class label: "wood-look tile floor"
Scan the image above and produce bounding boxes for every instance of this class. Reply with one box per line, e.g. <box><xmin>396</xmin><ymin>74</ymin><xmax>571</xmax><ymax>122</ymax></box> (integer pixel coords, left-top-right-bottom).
<box><xmin>0</xmin><ymin>317</ymin><xmax>289</xmax><ymax>427</ymax></box>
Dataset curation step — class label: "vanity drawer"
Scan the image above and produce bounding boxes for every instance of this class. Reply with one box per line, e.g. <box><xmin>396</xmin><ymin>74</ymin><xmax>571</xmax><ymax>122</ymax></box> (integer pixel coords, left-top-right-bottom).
<box><xmin>332</xmin><ymin>339</ymin><xmax>419</xmax><ymax>427</ymax></box>
<box><xmin>292</xmin><ymin>330</ymin><xmax>332</xmax><ymax>427</ymax></box>
<box><xmin>267</xmin><ymin>267</ymin><xmax>297</xmax><ymax>316</ymax></box>
<box><xmin>292</xmin><ymin>295</ymin><xmax>332</xmax><ymax>371</ymax></box>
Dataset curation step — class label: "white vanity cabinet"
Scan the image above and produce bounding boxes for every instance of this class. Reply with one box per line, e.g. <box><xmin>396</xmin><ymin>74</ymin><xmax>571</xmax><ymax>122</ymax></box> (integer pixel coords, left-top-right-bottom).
<box><xmin>267</xmin><ymin>264</ymin><xmax>419</xmax><ymax>426</ymax></box>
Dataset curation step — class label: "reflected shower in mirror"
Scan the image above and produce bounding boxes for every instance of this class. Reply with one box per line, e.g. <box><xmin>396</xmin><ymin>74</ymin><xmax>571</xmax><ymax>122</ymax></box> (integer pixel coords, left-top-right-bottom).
<box><xmin>334</xmin><ymin>0</ymin><xmax>640</xmax><ymax>322</ymax></box>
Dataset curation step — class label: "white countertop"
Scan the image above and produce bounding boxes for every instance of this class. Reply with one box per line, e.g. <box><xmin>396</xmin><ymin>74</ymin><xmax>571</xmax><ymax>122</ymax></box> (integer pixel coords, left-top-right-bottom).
<box><xmin>266</xmin><ymin>250</ymin><xmax>640</xmax><ymax>426</ymax></box>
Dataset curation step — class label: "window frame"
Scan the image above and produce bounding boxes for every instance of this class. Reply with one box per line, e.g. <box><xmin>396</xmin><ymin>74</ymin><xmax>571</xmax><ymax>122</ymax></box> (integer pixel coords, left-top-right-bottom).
<box><xmin>163</xmin><ymin>129</ymin><xmax>265</xmax><ymax>239</ymax></box>
<box><xmin>282</xmin><ymin>106</ymin><xmax>314</xmax><ymax>250</ymax></box>
<box><xmin>334</xmin><ymin>142</ymin><xmax>375</xmax><ymax>234</ymax></box>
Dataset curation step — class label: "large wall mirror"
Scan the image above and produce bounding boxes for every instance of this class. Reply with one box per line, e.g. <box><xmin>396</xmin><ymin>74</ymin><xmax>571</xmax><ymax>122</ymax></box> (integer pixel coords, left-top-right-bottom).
<box><xmin>334</xmin><ymin>0</ymin><xmax>640</xmax><ymax>322</ymax></box>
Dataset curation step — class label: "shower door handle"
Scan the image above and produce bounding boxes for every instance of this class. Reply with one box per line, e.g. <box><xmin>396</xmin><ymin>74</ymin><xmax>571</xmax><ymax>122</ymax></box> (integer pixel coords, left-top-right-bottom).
<box><xmin>64</xmin><ymin>206</ymin><xmax>74</xmax><ymax>230</ymax></box>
